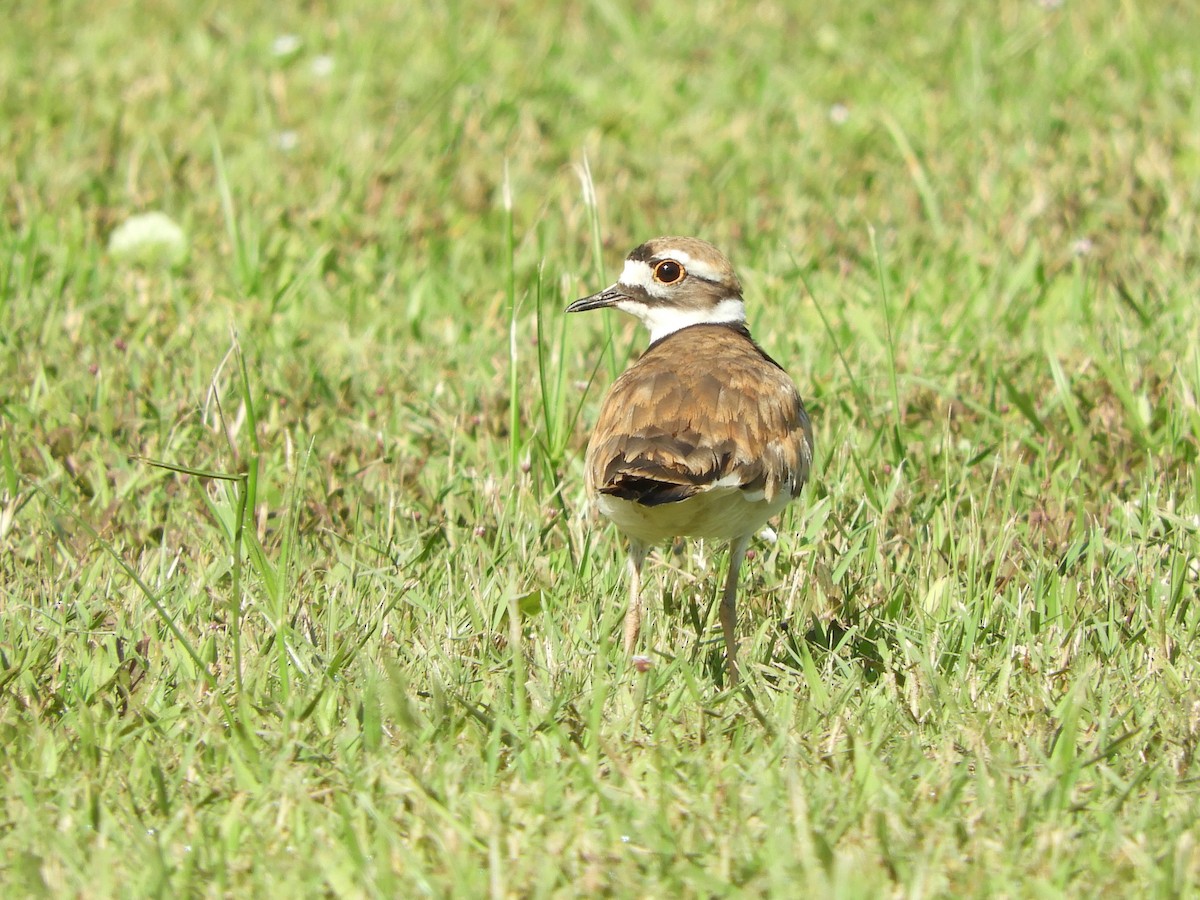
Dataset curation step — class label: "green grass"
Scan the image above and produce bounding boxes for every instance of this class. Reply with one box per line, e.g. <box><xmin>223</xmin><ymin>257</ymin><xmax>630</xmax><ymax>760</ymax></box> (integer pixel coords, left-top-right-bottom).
<box><xmin>3</xmin><ymin>0</ymin><xmax>1200</xmax><ymax>895</ymax></box>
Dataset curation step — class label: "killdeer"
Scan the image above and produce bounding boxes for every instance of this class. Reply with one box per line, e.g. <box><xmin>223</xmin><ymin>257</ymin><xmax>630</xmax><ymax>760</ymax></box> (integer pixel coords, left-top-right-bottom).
<box><xmin>568</xmin><ymin>236</ymin><xmax>813</xmax><ymax>684</ymax></box>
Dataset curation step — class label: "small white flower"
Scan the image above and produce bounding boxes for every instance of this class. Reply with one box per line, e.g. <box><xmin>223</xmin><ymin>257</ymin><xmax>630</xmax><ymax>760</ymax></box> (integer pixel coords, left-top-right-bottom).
<box><xmin>759</xmin><ymin>526</ymin><xmax>778</xmax><ymax>544</ymax></box>
<box><xmin>310</xmin><ymin>54</ymin><xmax>334</xmax><ymax>77</ymax></box>
<box><xmin>828</xmin><ymin>103</ymin><xmax>850</xmax><ymax>125</ymax></box>
<box><xmin>631</xmin><ymin>655</ymin><xmax>654</xmax><ymax>673</ymax></box>
<box><xmin>815</xmin><ymin>25</ymin><xmax>840</xmax><ymax>52</ymax></box>
<box><xmin>1166</xmin><ymin>68</ymin><xmax>1193</xmax><ymax>89</ymax></box>
<box><xmin>1071</xmin><ymin>237</ymin><xmax>1094</xmax><ymax>257</ymax></box>
<box><xmin>271</xmin><ymin>34</ymin><xmax>302</xmax><ymax>57</ymax></box>
<box><xmin>274</xmin><ymin>130</ymin><xmax>299</xmax><ymax>151</ymax></box>
<box><xmin>108</xmin><ymin>212</ymin><xmax>188</xmax><ymax>267</ymax></box>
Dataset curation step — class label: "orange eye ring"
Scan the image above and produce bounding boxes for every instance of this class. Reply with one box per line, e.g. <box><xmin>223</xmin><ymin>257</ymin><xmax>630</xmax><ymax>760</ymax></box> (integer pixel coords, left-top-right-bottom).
<box><xmin>653</xmin><ymin>259</ymin><xmax>685</xmax><ymax>285</ymax></box>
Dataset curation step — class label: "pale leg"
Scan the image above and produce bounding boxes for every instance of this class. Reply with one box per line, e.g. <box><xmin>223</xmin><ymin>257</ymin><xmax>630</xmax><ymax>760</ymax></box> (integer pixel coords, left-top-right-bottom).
<box><xmin>624</xmin><ymin>539</ymin><xmax>649</xmax><ymax>654</ymax></box>
<box><xmin>720</xmin><ymin>536</ymin><xmax>751</xmax><ymax>686</ymax></box>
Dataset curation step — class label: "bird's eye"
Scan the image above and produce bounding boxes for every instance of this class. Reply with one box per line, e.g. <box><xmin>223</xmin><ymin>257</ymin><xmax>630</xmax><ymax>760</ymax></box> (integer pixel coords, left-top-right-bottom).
<box><xmin>653</xmin><ymin>260</ymin><xmax>685</xmax><ymax>284</ymax></box>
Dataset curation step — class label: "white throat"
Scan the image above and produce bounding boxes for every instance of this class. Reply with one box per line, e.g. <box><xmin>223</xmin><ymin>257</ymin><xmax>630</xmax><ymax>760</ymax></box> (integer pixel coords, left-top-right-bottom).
<box><xmin>617</xmin><ymin>297</ymin><xmax>746</xmax><ymax>344</ymax></box>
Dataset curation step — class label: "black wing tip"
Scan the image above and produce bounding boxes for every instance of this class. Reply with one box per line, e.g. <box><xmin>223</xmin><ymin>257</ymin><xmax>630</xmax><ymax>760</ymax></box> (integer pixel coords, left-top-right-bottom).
<box><xmin>599</xmin><ymin>477</ymin><xmax>700</xmax><ymax>507</ymax></box>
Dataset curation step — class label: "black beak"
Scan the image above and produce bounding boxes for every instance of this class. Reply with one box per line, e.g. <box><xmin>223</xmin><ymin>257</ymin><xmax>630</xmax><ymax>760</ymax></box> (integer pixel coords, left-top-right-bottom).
<box><xmin>566</xmin><ymin>284</ymin><xmax>628</xmax><ymax>313</ymax></box>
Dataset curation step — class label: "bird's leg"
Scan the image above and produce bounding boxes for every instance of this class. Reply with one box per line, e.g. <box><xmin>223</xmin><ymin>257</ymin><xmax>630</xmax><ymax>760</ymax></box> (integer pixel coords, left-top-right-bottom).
<box><xmin>624</xmin><ymin>539</ymin><xmax>649</xmax><ymax>655</ymax></box>
<box><xmin>720</xmin><ymin>536</ymin><xmax>751</xmax><ymax>686</ymax></box>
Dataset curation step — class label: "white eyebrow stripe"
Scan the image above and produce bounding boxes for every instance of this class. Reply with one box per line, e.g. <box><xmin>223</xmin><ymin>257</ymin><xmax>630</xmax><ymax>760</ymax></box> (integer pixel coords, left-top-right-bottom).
<box><xmin>620</xmin><ymin>254</ymin><xmax>724</xmax><ymax>291</ymax></box>
<box><xmin>653</xmin><ymin>248</ymin><xmax>724</xmax><ymax>283</ymax></box>
<box><xmin>661</xmin><ymin>249</ymin><xmax>695</xmax><ymax>267</ymax></box>
<box><xmin>677</xmin><ymin>258</ymin><xmax>722</xmax><ymax>283</ymax></box>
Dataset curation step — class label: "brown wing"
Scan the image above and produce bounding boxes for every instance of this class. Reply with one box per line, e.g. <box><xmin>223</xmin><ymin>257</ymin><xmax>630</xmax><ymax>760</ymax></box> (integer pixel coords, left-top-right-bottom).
<box><xmin>585</xmin><ymin>324</ymin><xmax>813</xmax><ymax>507</ymax></box>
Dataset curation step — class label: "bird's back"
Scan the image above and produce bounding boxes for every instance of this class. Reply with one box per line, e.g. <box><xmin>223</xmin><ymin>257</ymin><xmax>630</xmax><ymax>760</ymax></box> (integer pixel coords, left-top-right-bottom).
<box><xmin>585</xmin><ymin>323</ymin><xmax>812</xmax><ymax>542</ymax></box>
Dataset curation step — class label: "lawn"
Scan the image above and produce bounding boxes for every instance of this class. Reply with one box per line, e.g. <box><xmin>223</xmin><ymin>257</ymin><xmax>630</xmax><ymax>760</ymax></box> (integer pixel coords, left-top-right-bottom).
<box><xmin>2</xmin><ymin>0</ymin><xmax>1199</xmax><ymax>895</ymax></box>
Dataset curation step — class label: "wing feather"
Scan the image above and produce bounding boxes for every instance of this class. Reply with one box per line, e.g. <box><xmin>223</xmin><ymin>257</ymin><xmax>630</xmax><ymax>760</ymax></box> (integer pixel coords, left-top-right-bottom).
<box><xmin>585</xmin><ymin>325</ymin><xmax>813</xmax><ymax>509</ymax></box>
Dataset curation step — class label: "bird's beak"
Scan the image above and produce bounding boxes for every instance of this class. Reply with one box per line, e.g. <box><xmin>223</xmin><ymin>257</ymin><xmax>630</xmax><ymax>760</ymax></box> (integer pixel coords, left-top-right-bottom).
<box><xmin>566</xmin><ymin>284</ymin><xmax>628</xmax><ymax>314</ymax></box>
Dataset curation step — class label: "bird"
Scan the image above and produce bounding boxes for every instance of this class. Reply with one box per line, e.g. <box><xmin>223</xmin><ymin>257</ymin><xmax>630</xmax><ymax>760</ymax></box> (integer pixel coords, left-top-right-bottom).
<box><xmin>568</xmin><ymin>236</ymin><xmax>813</xmax><ymax>684</ymax></box>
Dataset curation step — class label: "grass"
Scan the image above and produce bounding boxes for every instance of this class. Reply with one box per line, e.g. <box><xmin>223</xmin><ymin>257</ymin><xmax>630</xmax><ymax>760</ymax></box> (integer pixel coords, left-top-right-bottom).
<box><xmin>2</xmin><ymin>0</ymin><xmax>1199</xmax><ymax>895</ymax></box>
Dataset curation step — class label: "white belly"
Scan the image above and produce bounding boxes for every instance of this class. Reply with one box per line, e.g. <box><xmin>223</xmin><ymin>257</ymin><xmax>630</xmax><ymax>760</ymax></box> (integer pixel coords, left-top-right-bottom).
<box><xmin>595</xmin><ymin>487</ymin><xmax>792</xmax><ymax>545</ymax></box>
